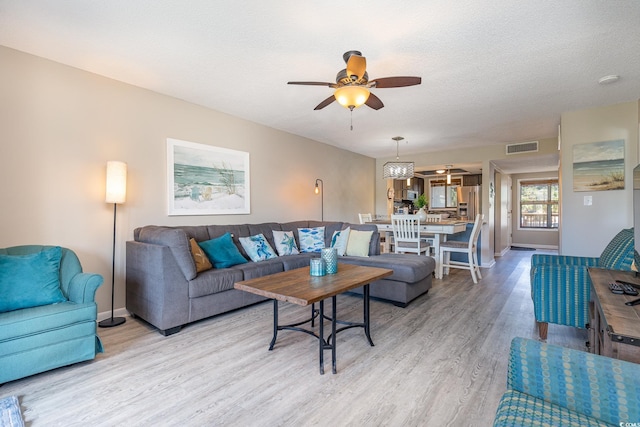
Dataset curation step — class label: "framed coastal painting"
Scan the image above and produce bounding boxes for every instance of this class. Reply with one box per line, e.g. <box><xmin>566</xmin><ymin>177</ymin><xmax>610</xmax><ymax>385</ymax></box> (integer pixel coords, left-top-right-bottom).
<box><xmin>167</xmin><ymin>138</ymin><xmax>250</xmax><ymax>215</ymax></box>
<box><xmin>572</xmin><ymin>139</ymin><xmax>624</xmax><ymax>192</ymax></box>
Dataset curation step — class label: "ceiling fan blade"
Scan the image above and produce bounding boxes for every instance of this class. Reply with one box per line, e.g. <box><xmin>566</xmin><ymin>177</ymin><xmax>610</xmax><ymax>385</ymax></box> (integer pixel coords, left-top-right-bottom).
<box><xmin>346</xmin><ymin>54</ymin><xmax>367</xmax><ymax>81</ymax></box>
<box><xmin>365</xmin><ymin>92</ymin><xmax>384</xmax><ymax>110</ymax></box>
<box><xmin>370</xmin><ymin>76</ymin><xmax>422</xmax><ymax>88</ymax></box>
<box><xmin>314</xmin><ymin>95</ymin><xmax>336</xmax><ymax>110</ymax></box>
<box><xmin>288</xmin><ymin>81</ymin><xmax>336</xmax><ymax>87</ymax></box>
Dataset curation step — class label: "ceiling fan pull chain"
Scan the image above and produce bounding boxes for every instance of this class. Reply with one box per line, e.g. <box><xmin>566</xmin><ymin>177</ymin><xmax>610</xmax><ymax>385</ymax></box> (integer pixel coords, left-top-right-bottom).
<box><xmin>350</xmin><ymin>109</ymin><xmax>354</xmax><ymax>131</ymax></box>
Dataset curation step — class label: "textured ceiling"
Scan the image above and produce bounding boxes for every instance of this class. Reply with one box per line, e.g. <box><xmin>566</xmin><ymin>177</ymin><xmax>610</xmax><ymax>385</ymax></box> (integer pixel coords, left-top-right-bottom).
<box><xmin>1</xmin><ymin>1</ymin><xmax>639</xmax><ymax>169</ymax></box>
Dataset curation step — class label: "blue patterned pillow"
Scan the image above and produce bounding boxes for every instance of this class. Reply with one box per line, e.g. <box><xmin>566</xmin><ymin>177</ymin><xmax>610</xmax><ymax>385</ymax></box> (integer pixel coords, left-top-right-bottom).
<box><xmin>298</xmin><ymin>227</ymin><xmax>325</xmax><ymax>253</ymax></box>
<box><xmin>272</xmin><ymin>230</ymin><xmax>299</xmax><ymax>256</ymax></box>
<box><xmin>239</xmin><ymin>234</ymin><xmax>278</xmax><ymax>262</ymax></box>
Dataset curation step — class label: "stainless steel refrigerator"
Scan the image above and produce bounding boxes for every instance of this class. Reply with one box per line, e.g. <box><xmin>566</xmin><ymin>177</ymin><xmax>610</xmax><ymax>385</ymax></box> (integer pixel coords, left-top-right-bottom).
<box><xmin>456</xmin><ymin>185</ymin><xmax>481</xmax><ymax>220</ymax></box>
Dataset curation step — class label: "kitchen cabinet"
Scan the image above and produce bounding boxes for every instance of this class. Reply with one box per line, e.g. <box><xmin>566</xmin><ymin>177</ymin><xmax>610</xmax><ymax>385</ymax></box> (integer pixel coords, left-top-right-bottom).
<box><xmin>463</xmin><ymin>174</ymin><xmax>482</xmax><ymax>186</ymax></box>
<box><xmin>393</xmin><ymin>178</ymin><xmax>424</xmax><ymax>201</ymax></box>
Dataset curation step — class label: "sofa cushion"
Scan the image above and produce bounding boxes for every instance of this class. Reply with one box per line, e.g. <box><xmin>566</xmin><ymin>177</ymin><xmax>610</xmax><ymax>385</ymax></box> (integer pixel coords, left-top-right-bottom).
<box><xmin>340</xmin><ymin>253</ymin><xmax>434</xmax><ymax>283</ymax></box>
<box><xmin>272</xmin><ymin>230</ymin><xmax>300</xmax><ymax>256</ymax></box>
<box><xmin>280</xmin><ymin>253</ymin><xmax>318</xmax><ymax>270</ymax></box>
<box><xmin>0</xmin><ymin>301</ymin><xmax>96</xmax><ymax>342</ymax></box>
<box><xmin>199</xmin><ymin>233</ymin><xmax>248</xmax><ymax>269</ymax></box>
<box><xmin>298</xmin><ymin>227</ymin><xmax>325</xmax><ymax>253</ymax></box>
<box><xmin>232</xmin><ymin>258</ymin><xmax>284</xmax><ymax>280</ymax></box>
<box><xmin>0</xmin><ymin>247</ymin><xmax>67</xmax><ymax>313</ymax></box>
<box><xmin>137</xmin><ymin>226</ymin><xmax>197</xmax><ymax>280</ymax></box>
<box><xmin>189</xmin><ymin>268</ymin><xmax>243</xmax><ymax>298</ymax></box>
<box><xmin>598</xmin><ymin>228</ymin><xmax>634</xmax><ymax>270</ymax></box>
<box><xmin>493</xmin><ymin>390</ymin><xmax>610</xmax><ymax>427</ymax></box>
<box><xmin>239</xmin><ymin>234</ymin><xmax>278</xmax><ymax>262</ymax></box>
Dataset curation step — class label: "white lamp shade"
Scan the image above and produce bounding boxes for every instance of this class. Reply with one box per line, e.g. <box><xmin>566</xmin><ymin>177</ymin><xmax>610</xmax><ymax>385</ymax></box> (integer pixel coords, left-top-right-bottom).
<box><xmin>106</xmin><ymin>161</ymin><xmax>127</xmax><ymax>204</ymax></box>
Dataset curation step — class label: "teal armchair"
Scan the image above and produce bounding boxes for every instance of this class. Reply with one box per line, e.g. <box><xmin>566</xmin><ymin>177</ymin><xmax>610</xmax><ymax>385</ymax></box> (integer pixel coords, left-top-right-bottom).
<box><xmin>494</xmin><ymin>337</ymin><xmax>640</xmax><ymax>426</ymax></box>
<box><xmin>0</xmin><ymin>245</ymin><xmax>103</xmax><ymax>384</ymax></box>
<box><xmin>530</xmin><ymin>228</ymin><xmax>634</xmax><ymax>339</ymax></box>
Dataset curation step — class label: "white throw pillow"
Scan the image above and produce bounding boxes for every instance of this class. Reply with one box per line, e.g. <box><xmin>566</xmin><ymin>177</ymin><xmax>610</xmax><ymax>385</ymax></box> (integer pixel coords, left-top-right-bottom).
<box><xmin>272</xmin><ymin>230</ymin><xmax>299</xmax><ymax>256</ymax></box>
<box><xmin>345</xmin><ymin>229</ymin><xmax>373</xmax><ymax>257</ymax></box>
<box><xmin>239</xmin><ymin>234</ymin><xmax>278</xmax><ymax>262</ymax></box>
<box><xmin>330</xmin><ymin>227</ymin><xmax>350</xmax><ymax>256</ymax></box>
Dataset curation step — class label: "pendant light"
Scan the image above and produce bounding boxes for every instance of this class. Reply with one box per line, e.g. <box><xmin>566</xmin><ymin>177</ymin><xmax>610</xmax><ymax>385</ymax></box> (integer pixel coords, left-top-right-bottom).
<box><xmin>383</xmin><ymin>137</ymin><xmax>414</xmax><ymax>180</ymax></box>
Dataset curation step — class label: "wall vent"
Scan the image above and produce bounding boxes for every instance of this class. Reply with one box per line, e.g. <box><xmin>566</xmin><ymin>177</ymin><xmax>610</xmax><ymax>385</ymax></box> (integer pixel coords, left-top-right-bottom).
<box><xmin>506</xmin><ymin>141</ymin><xmax>539</xmax><ymax>155</ymax></box>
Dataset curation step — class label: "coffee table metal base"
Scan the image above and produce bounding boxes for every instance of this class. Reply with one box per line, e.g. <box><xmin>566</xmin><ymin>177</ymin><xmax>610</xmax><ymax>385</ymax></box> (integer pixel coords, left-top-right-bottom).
<box><xmin>268</xmin><ymin>284</ymin><xmax>373</xmax><ymax>374</ymax></box>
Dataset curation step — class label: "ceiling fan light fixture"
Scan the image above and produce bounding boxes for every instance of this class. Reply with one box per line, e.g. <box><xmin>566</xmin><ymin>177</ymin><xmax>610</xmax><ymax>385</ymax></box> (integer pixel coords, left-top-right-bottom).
<box><xmin>334</xmin><ymin>85</ymin><xmax>370</xmax><ymax>109</ymax></box>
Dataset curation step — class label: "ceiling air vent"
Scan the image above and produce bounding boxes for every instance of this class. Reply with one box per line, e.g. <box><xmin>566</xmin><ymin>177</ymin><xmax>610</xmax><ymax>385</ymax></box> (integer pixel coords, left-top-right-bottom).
<box><xmin>506</xmin><ymin>141</ymin><xmax>538</xmax><ymax>155</ymax></box>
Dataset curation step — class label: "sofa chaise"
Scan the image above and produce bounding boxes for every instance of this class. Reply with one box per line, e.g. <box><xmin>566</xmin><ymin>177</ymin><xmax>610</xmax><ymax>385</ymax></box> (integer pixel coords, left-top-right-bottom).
<box><xmin>126</xmin><ymin>221</ymin><xmax>435</xmax><ymax>335</ymax></box>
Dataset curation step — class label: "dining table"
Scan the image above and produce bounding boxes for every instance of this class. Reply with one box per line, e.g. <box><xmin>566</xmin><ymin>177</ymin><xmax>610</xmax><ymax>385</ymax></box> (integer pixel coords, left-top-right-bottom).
<box><xmin>367</xmin><ymin>219</ymin><xmax>468</xmax><ymax>279</ymax></box>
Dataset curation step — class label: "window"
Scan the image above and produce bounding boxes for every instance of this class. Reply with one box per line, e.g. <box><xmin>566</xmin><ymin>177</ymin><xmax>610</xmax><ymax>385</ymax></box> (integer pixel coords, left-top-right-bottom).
<box><xmin>519</xmin><ymin>179</ymin><xmax>558</xmax><ymax>229</ymax></box>
<box><xmin>429</xmin><ymin>178</ymin><xmax>461</xmax><ymax>208</ymax></box>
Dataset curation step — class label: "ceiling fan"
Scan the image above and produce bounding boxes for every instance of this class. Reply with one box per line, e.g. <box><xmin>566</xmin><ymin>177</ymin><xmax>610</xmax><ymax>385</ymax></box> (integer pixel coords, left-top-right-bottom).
<box><xmin>288</xmin><ymin>50</ymin><xmax>422</xmax><ymax>111</ymax></box>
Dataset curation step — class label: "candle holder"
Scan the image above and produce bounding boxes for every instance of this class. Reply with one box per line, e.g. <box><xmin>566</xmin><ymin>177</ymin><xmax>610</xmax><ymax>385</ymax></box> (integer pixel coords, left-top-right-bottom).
<box><xmin>321</xmin><ymin>248</ymin><xmax>338</xmax><ymax>274</ymax></box>
<box><xmin>310</xmin><ymin>258</ymin><xmax>326</xmax><ymax>276</ymax></box>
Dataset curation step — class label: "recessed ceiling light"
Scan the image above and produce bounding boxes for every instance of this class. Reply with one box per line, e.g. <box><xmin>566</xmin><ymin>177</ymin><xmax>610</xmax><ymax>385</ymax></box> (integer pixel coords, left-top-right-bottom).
<box><xmin>598</xmin><ymin>75</ymin><xmax>620</xmax><ymax>85</ymax></box>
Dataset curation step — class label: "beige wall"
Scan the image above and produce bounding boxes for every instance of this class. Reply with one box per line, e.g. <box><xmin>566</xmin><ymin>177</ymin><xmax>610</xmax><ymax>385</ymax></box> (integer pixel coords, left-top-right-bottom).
<box><xmin>560</xmin><ymin>101</ymin><xmax>639</xmax><ymax>255</ymax></box>
<box><xmin>0</xmin><ymin>46</ymin><xmax>375</xmax><ymax>316</ymax></box>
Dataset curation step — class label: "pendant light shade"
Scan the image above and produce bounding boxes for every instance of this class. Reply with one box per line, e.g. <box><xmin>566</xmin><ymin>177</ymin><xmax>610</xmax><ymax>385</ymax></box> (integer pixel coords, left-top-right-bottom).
<box><xmin>383</xmin><ymin>136</ymin><xmax>414</xmax><ymax>180</ymax></box>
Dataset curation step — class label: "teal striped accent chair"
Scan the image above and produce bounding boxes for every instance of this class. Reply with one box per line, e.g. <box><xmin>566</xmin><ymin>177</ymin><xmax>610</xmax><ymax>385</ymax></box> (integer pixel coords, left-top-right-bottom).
<box><xmin>494</xmin><ymin>337</ymin><xmax>640</xmax><ymax>427</ymax></box>
<box><xmin>530</xmin><ymin>228</ymin><xmax>634</xmax><ymax>339</ymax></box>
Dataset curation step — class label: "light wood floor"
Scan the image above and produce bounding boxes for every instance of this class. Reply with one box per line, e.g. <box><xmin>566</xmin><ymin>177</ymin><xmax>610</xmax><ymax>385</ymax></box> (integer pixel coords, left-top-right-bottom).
<box><xmin>1</xmin><ymin>250</ymin><xmax>587</xmax><ymax>427</ymax></box>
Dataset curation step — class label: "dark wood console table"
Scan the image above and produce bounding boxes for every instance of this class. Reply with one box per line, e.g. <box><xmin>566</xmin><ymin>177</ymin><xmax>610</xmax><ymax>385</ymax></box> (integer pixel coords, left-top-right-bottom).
<box><xmin>587</xmin><ymin>267</ymin><xmax>640</xmax><ymax>363</ymax></box>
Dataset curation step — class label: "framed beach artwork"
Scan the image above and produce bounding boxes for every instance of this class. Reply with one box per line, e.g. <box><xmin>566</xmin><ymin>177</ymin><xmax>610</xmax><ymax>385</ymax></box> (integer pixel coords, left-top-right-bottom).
<box><xmin>573</xmin><ymin>139</ymin><xmax>625</xmax><ymax>192</ymax></box>
<box><xmin>167</xmin><ymin>138</ymin><xmax>250</xmax><ymax>215</ymax></box>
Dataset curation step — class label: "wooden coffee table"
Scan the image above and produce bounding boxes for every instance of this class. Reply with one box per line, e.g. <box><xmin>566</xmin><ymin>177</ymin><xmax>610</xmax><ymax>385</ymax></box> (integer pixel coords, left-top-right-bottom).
<box><xmin>234</xmin><ymin>263</ymin><xmax>393</xmax><ymax>374</ymax></box>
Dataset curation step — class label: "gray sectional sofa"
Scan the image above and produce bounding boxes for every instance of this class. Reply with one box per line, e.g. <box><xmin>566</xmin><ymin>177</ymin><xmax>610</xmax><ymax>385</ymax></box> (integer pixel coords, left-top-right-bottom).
<box><xmin>126</xmin><ymin>221</ymin><xmax>435</xmax><ymax>335</ymax></box>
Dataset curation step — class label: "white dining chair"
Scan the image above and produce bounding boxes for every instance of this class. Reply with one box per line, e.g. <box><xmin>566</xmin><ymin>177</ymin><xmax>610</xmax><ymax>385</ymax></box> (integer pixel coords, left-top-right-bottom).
<box><xmin>422</xmin><ymin>214</ymin><xmax>443</xmax><ymax>255</ymax></box>
<box><xmin>358</xmin><ymin>213</ymin><xmax>373</xmax><ymax>224</ymax></box>
<box><xmin>391</xmin><ymin>214</ymin><xmax>430</xmax><ymax>256</ymax></box>
<box><xmin>438</xmin><ymin>214</ymin><xmax>484</xmax><ymax>283</ymax></box>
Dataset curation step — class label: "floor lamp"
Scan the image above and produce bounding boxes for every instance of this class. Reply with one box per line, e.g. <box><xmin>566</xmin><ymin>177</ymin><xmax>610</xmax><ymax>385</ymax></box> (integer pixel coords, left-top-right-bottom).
<box><xmin>99</xmin><ymin>161</ymin><xmax>127</xmax><ymax>328</ymax></box>
<box><xmin>314</xmin><ymin>178</ymin><xmax>323</xmax><ymax>221</ymax></box>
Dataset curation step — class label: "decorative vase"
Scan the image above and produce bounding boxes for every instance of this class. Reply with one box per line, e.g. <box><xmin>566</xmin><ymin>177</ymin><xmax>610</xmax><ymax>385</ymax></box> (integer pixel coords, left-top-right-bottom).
<box><xmin>417</xmin><ymin>207</ymin><xmax>427</xmax><ymax>222</ymax></box>
<box><xmin>321</xmin><ymin>248</ymin><xmax>338</xmax><ymax>274</ymax></box>
<box><xmin>310</xmin><ymin>258</ymin><xmax>326</xmax><ymax>276</ymax></box>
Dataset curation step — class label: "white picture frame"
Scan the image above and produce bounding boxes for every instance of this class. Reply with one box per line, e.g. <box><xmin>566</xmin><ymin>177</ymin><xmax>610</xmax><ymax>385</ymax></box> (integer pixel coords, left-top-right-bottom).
<box><xmin>167</xmin><ymin>138</ymin><xmax>250</xmax><ymax>215</ymax></box>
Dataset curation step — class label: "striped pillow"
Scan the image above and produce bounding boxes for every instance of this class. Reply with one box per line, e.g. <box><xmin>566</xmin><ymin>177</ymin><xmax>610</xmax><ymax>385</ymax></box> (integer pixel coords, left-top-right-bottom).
<box><xmin>598</xmin><ymin>228</ymin><xmax>634</xmax><ymax>270</ymax></box>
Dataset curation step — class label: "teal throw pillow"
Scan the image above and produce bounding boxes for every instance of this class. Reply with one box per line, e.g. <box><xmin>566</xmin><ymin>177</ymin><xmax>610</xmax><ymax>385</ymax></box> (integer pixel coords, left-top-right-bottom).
<box><xmin>0</xmin><ymin>246</ymin><xmax>67</xmax><ymax>313</ymax></box>
<box><xmin>298</xmin><ymin>227</ymin><xmax>325</xmax><ymax>253</ymax></box>
<box><xmin>198</xmin><ymin>233</ymin><xmax>248</xmax><ymax>269</ymax></box>
<box><xmin>239</xmin><ymin>234</ymin><xmax>278</xmax><ymax>262</ymax></box>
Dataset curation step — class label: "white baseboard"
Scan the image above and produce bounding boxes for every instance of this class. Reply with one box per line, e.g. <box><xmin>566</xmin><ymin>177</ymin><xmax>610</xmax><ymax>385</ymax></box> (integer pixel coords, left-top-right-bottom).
<box><xmin>481</xmin><ymin>259</ymin><xmax>496</xmax><ymax>269</ymax></box>
<box><xmin>495</xmin><ymin>247</ymin><xmax>510</xmax><ymax>257</ymax></box>
<box><xmin>97</xmin><ymin>307</ymin><xmax>130</xmax><ymax>322</ymax></box>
